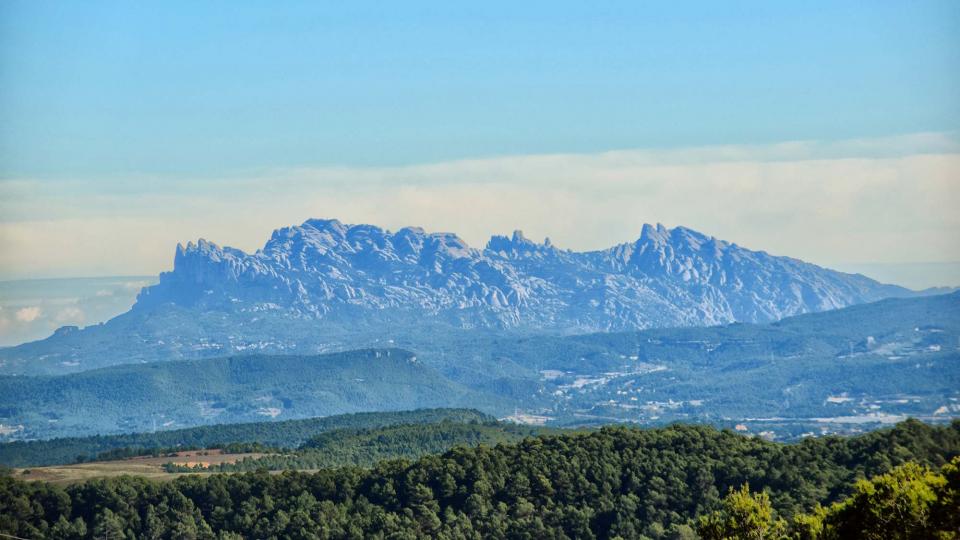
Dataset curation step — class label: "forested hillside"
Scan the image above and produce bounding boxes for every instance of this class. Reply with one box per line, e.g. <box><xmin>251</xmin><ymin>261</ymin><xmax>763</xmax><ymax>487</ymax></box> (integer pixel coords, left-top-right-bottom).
<box><xmin>0</xmin><ymin>349</ymin><xmax>500</xmax><ymax>439</ymax></box>
<box><xmin>2</xmin><ymin>419</ymin><xmax>957</xmax><ymax>539</ymax></box>
<box><xmin>163</xmin><ymin>421</ymin><xmax>560</xmax><ymax>472</ymax></box>
<box><xmin>0</xmin><ymin>408</ymin><xmax>493</xmax><ymax>468</ymax></box>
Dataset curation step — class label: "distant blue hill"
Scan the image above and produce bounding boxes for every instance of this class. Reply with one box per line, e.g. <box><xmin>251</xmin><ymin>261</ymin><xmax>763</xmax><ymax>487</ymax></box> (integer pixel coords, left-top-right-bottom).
<box><xmin>2</xmin><ymin>291</ymin><xmax>956</xmax><ymax>441</ymax></box>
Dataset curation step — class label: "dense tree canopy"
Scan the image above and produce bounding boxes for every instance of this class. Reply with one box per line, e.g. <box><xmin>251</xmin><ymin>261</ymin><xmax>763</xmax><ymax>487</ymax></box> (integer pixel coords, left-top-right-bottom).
<box><xmin>1</xmin><ymin>419</ymin><xmax>957</xmax><ymax>539</ymax></box>
<box><xmin>163</xmin><ymin>421</ymin><xmax>552</xmax><ymax>473</ymax></box>
<box><xmin>697</xmin><ymin>457</ymin><xmax>960</xmax><ymax>539</ymax></box>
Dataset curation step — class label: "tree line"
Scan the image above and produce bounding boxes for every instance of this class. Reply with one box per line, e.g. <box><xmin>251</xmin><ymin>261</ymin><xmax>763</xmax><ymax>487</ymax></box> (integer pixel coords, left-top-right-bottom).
<box><xmin>163</xmin><ymin>421</ymin><xmax>553</xmax><ymax>473</ymax></box>
<box><xmin>0</xmin><ymin>408</ymin><xmax>493</xmax><ymax>468</ymax></box>
<box><xmin>1</xmin><ymin>419</ymin><xmax>957</xmax><ymax>539</ymax></box>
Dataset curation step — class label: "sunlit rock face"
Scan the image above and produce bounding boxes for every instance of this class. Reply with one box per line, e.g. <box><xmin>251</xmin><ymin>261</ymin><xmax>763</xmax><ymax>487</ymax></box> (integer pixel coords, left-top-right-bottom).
<box><xmin>135</xmin><ymin>218</ymin><xmax>912</xmax><ymax>331</ymax></box>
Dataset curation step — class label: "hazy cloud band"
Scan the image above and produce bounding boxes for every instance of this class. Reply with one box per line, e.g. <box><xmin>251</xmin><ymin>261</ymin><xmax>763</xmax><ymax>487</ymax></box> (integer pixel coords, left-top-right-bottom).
<box><xmin>1</xmin><ymin>133</ymin><xmax>958</xmax><ymax>287</ymax></box>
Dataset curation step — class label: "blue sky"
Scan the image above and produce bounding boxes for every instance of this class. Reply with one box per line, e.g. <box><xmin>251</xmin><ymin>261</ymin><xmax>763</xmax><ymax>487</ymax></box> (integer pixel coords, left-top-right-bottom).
<box><xmin>0</xmin><ymin>1</ymin><xmax>958</xmax><ymax>290</ymax></box>
<box><xmin>2</xmin><ymin>1</ymin><xmax>958</xmax><ymax>176</ymax></box>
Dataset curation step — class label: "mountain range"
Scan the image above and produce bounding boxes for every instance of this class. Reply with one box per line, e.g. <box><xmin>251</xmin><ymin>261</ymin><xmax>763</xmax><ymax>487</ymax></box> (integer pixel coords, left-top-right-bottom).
<box><xmin>141</xmin><ymin>218</ymin><xmax>913</xmax><ymax>328</ymax></box>
<box><xmin>0</xmin><ymin>219</ymin><xmax>927</xmax><ymax>375</ymax></box>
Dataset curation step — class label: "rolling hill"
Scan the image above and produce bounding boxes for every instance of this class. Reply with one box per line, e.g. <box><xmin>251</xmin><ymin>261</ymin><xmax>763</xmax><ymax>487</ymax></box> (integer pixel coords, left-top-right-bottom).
<box><xmin>0</xmin><ymin>349</ymin><xmax>498</xmax><ymax>439</ymax></box>
<box><xmin>2</xmin><ymin>293</ymin><xmax>957</xmax><ymax>441</ymax></box>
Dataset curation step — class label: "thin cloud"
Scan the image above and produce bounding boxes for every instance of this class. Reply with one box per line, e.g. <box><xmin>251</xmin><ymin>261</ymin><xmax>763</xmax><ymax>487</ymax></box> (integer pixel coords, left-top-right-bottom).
<box><xmin>54</xmin><ymin>306</ymin><xmax>85</xmax><ymax>324</ymax></box>
<box><xmin>14</xmin><ymin>306</ymin><xmax>41</xmax><ymax>322</ymax></box>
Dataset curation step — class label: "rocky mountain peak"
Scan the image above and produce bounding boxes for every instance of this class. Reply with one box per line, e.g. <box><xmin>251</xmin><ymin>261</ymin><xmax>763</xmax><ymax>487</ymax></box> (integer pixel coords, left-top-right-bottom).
<box><xmin>132</xmin><ymin>218</ymin><xmax>913</xmax><ymax>332</ymax></box>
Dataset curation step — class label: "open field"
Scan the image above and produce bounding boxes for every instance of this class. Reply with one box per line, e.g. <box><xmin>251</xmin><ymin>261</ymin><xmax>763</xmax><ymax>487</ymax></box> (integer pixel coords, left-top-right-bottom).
<box><xmin>13</xmin><ymin>449</ymin><xmax>267</xmax><ymax>485</ymax></box>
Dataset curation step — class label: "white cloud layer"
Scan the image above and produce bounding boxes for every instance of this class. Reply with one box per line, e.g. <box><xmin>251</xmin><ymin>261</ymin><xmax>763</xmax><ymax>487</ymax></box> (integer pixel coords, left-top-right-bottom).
<box><xmin>14</xmin><ymin>306</ymin><xmax>41</xmax><ymax>323</ymax></box>
<box><xmin>0</xmin><ymin>276</ymin><xmax>156</xmax><ymax>346</ymax></box>
<box><xmin>1</xmin><ymin>133</ymin><xmax>958</xmax><ymax>287</ymax></box>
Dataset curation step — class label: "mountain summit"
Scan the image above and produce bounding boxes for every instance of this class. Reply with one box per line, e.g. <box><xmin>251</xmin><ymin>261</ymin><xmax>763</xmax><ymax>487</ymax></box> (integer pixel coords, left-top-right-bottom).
<box><xmin>0</xmin><ymin>218</ymin><xmax>919</xmax><ymax>375</ymax></box>
<box><xmin>135</xmin><ymin>218</ymin><xmax>909</xmax><ymax>330</ymax></box>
